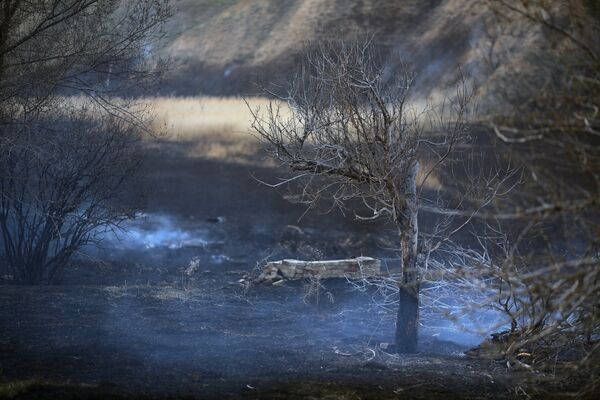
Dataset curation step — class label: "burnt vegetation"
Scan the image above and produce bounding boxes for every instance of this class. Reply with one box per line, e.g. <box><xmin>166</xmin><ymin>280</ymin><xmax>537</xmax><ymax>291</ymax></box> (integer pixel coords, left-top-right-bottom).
<box><xmin>0</xmin><ymin>0</ymin><xmax>599</xmax><ymax>399</ymax></box>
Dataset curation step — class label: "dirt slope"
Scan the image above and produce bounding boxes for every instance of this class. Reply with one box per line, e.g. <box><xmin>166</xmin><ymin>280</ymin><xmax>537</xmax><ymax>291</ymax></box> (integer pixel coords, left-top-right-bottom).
<box><xmin>160</xmin><ymin>0</ymin><xmax>507</xmax><ymax>96</ymax></box>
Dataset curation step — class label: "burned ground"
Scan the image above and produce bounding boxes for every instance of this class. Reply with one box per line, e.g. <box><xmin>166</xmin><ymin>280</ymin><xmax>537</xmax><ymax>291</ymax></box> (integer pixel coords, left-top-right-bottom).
<box><xmin>0</xmin><ymin>137</ymin><xmax>575</xmax><ymax>399</ymax></box>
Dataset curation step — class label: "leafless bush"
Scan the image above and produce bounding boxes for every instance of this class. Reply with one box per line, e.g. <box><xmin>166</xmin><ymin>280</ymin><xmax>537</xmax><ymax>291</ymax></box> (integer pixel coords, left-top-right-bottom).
<box><xmin>418</xmin><ymin>1</ymin><xmax>600</xmax><ymax>396</ymax></box>
<box><xmin>0</xmin><ymin>102</ymin><xmax>142</xmax><ymax>284</ymax></box>
<box><xmin>436</xmin><ymin>230</ymin><xmax>598</xmax><ymax>397</ymax></box>
<box><xmin>0</xmin><ymin>1</ymin><xmax>171</xmax><ymax>284</ymax></box>
<box><xmin>302</xmin><ymin>274</ymin><xmax>335</xmax><ymax>307</ymax></box>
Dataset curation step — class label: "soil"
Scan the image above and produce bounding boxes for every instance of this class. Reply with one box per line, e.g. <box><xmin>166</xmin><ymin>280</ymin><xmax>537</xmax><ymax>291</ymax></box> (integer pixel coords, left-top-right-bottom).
<box><xmin>0</xmin><ymin>138</ymin><xmax>571</xmax><ymax>399</ymax></box>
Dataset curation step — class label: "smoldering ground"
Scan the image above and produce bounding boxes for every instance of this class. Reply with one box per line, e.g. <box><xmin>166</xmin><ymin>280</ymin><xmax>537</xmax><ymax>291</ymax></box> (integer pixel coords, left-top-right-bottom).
<box><xmin>0</xmin><ymin>129</ymin><xmax>515</xmax><ymax>399</ymax></box>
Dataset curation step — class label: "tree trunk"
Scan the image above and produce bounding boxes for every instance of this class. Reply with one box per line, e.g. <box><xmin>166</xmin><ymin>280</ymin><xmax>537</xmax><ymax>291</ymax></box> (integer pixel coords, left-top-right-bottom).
<box><xmin>395</xmin><ymin>161</ymin><xmax>420</xmax><ymax>353</ymax></box>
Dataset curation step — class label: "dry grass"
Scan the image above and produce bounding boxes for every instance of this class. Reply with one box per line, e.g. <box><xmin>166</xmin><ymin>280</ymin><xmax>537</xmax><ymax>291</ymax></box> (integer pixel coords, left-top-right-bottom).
<box><xmin>148</xmin><ymin>96</ymin><xmax>272</xmax><ymax>140</ymax></box>
<box><xmin>145</xmin><ymin>96</ymin><xmax>287</xmax><ymax>164</ymax></box>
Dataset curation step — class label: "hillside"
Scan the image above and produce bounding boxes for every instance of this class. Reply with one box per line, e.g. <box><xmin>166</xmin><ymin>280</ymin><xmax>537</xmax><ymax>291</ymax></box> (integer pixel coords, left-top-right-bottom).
<box><xmin>161</xmin><ymin>0</ymin><xmax>580</xmax><ymax>107</ymax></box>
<box><xmin>159</xmin><ymin>0</ymin><xmax>545</xmax><ymax>100</ymax></box>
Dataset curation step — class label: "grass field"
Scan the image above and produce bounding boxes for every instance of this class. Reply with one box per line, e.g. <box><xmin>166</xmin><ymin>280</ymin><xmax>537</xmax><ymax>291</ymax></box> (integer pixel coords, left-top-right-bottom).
<box><xmin>149</xmin><ymin>96</ymin><xmax>271</xmax><ymax>139</ymax></box>
<box><xmin>147</xmin><ymin>96</ymin><xmax>287</xmax><ymax>164</ymax></box>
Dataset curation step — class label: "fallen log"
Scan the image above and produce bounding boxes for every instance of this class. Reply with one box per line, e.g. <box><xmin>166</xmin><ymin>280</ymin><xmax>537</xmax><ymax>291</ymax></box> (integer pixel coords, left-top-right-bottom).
<box><xmin>257</xmin><ymin>257</ymin><xmax>381</xmax><ymax>283</ymax></box>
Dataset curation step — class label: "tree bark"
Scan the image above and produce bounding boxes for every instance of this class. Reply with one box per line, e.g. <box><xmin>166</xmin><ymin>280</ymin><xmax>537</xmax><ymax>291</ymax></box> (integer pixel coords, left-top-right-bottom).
<box><xmin>395</xmin><ymin>160</ymin><xmax>420</xmax><ymax>353</ymax></box>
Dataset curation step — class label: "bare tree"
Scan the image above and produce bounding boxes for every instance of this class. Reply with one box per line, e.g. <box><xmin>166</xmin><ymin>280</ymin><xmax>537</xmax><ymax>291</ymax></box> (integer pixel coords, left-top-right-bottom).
<box><xmin>250</xmin><ymin>37</ymin><xmax>475</xmax><ymax>353</ymax></box>
<box><xmin>0</xmin><ymin>0</ymin><xmax>171</xmax><ymax>284</ymax></box>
